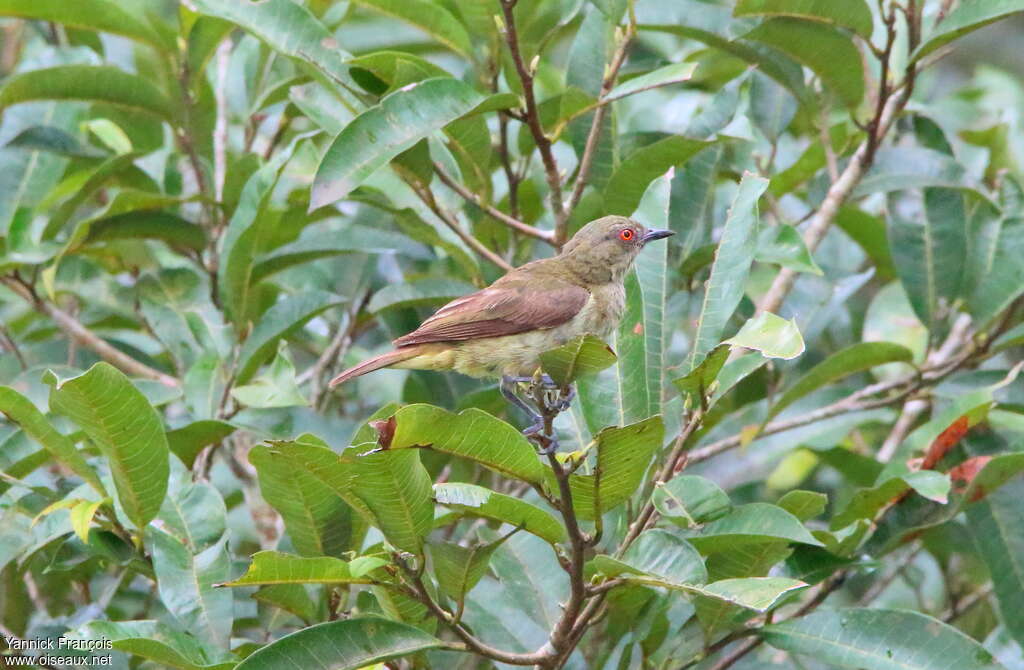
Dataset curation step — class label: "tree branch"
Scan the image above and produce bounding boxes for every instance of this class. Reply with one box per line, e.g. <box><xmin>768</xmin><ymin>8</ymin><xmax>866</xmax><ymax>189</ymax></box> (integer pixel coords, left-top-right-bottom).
<box><xmin>409</xmin><ymin>182</ymin><xmax>514</xmax><ymax>272</ymax></box>
<box><xmin>433</xmin><ymin>162</ymin><xmax>555</xmax><ymax>244</ymax></box>
<box><xmin>564</xmin><ymin>19</ymin><xmax>636</xmax><ymax>231</ymax></box>
<box><xmin>758</xmin><ymin>9</ymin><xmax>915</xmax><ymax>316</ymax></box>
<box><xmin>404</xmin><ymin>566</ymin><xmax>554</xmax><ymax>666</ymax></box>
<box><xmin>499</xmin><ymin>0</ymin><xmax>566</xmax><ymax>226</ymax></box>
<box><xmin>2</xmin><ymin>276</ymin><xmax>179</xmax><ymax>387</ymax></box>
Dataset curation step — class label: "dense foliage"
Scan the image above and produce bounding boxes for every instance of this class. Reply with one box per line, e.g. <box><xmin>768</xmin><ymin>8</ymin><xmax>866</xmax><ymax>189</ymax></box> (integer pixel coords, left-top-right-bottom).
<box><xmin>1</xmin><ymin>0</ymin><xmax>1024</xmax><ymax>668</ymax></box>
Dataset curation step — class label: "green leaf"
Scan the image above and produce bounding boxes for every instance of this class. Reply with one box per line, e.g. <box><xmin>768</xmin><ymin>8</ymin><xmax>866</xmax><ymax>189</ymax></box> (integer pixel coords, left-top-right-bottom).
<box><xmin>235</xmin><ymin>291</ymin><xmax>346</xmax><ymax>384</ymax></box>
<box><xmin>672</xmin><ymin>344</ymin><xmax>732</xmax><ymax>407</ymax></box>
<box><xmin>218</xmin><ymin>138</ymin><xmax>305</xmax><ymax>324</ymax></box>
<box><xmin>0</xmin><ymin>66</ymin><xmax>176</xmax><ymax>123</ymax></box>
<box><xmin>575</xmin><ymin>171</ymin><xmax>673</xmax><ymax>430</ymax></box>
<box><xmin>653</xmin><ymin>475</ymin><xmax>732</xmax><ymax>528</ymax></box>
<box><xmin>746</xmin><ymin>18</ymin><xmax>864</xmax><ymax>107</ymax></box>
<box><xmin>221</xmin><ymin>551</ymin><xmax>385</xmax><ymax>587</ymax></box>
<box><xmin>43</xmin><ymin>151</ymin><xmax>143</xmax><ymax>239</ymax></box>
<box><xmin>148</xmin><ymin>529</ymin><xmax>232</xmax><ymax>648</ymax></box>
<box><xmin>867</xmin><ymin>452</ymin><xmax>1024</xmax><ymax>555</ymax></box>
<box><xmin>340</xmin><ymin>445</ymin><xmax>434</xmax><ymax>554</ymax></box>
<box><xmin>430</xmin><ymin>537</ymin><xmax>504</xmax><ymax>603</ymax></box>
<box><xmin>639</xmin><ymin>22</ymin><xmax>807</xmax><ymax>102</ymax></box>
<box><xmin>593</xmin><ymin>529</ymin><xmax>707</xmax><ymax>585</ymax></box>
<box><xmin>367</xmin><ymin>277</ymin><xmax>476</xmax><ymax>313</ymax></box>
<box><xmin>565</xmin><ymin>416</ymin><xmax>664</xmax><ymax>520</ymax></box>
<box><xmin>251</xmin><ymin>225</ymin><xmax>425</xmax><ymax>283</ymax></box>
<box><xmin>687</xmin><ymin>173</ymin><xmax>768</xmax><ymax>370</ymax></box>
<box><xmin>250</xmin><ymin>443</ymin><xmax>363</xmax><ymax>557</ymax></box>
<box><xmin>158</xmin><ymin>476</ymin><xmax>226</xmax><ymax>554</ymax></box>
<box><xmin>776</xmin><ymin>490</ymin><xmax>828</xmax><ymax>521</ymax></box>
<box><xmin>604</xmin><ymin>136</ymin><xmax>709</xmax><ymax>215</ymax></box>
<box><xmin>232</xmin><ymin>345</ymin><xmax>308</xmax><ymax>408</ymax></box>
<box><xmin>83</xmin><ymin>212</ymin><xmax>207</xmax><ymax>252</ymax></box>
<box><xmin>595</xmin><ymin>531</ymin><xmax>806</xmax><ymax>612</ymax></box>
<box><xmin>539</xmin><ymin>334</ymin><xmax>618</xmax><ymax>386</ymax></box>
<box><xmin>856</xmin><ymin>147</ymin><xmax>968</xmax><ymax>196</ymax></box>
<box><xmin>889</xmin><ymin>188</ymin><xmax>969</xmax><ymax>335</ymax></box>
<box><xmin>351</xmin><ymin>0</ymin><xmax>472</xmax><ymax>56</ymax></box>
<box><xmin>757</xmin><ymin>224</ymin><xmax>823</xmax><ymax>275</ymax></box>
<box><xmin>235</xmin><ymin>618</ymin><xmax>444</xmax><ymax>670</ymax></box>
<box><xmin>621</xmin><ymin>169</ymin><xmax>672</xmax><ymax>420</ymax></box>
<box><xmin>434</xmin><ymin>483</ymin><xmax>566</xmax><ymax>545</ymax></box>
<box><xmin>0</xmin><ymin>386</ymin><xmax>104</xmax><ymax>496</ymax></box>
<box><xmin>48</xmin><ymin>364</ymin><xmax>169</xmax><ymax>530</ymax></box>
<box><xmin>682</xmin><ymin>503</ymin><xmax>824</xmax><ymax>551</ymax></box>
<box><xmin>694</xmin><ymin>577</ymin><xmax>807</xmax><ymax>612</ymax></box>
<box><xmin>966</xmin><ymin>478</ymin><xmax>1024</xmax><ymax>649</ymax></box>
<box><xmin>311</xmin><ymin>78</ymin><xmax>487</xmax><ymax>210</ymax></box>
<box><xmin>830</xmin><ymin>471</ymin><xmax>951</xmax><ymax>530</ymax></box>
<box><xmin>0</xmin><ymin>0</ymin><xmax>164</xmax><ymax>47</ymax></box>
<box><xmin>166</xmin><ymin>420</ymin><xmax>235</xmax><ymax>470</ymax></box>
<box><xmin>968</xmin><ymin>179</ymin><xmax>1024</xmax><ymax>327</ymax></box>
<box><xmin>605</xmin><ymin>62</ymin><xmax>697</xmax><ymax>102</ymax></box>
<box><xmin>724</xmin><ymin>312</ymin><xmax>805</xmax><ymax>360</ymax></box>
<box><xmin>768</xmin><ymin>342</ymin><xmax>913</xmax><ymax>420</ymax></box>
<box><xmin>832</xmin><ymin>209</ymin><xmax>892</xmax><ymax>270</ymax></box>
<box><xmin>73</xmin><ymin>620</ymin><xmax>236</xmax><ymax>670</ymax></box>
<box><xmin>383</xmin><ymin>405</ymin><xmax>546</xmax><ymax>484</ymax></box>
<box><xmin>913</xmin><ymin>0</ymin><xmax>1024</xmax><ymax>62</ymax></box>
<box><xmin>192</xmin><ymin>0</ymin><xmax>354</xmax><ymax>93</ymax></box>
<box><xmin>734</xmin><ymin>0</ymin><xmax>874</xmax><ymax>37</ymax></box>
<box><xmin>761</xmin><ymin>608</ymin><xmax>1000</xmax><ymax>669</ymax></box>
<box><xmin>749</xmin><ymin>71</ymin><xmax>798</xmax><ymax>142</ymax></box>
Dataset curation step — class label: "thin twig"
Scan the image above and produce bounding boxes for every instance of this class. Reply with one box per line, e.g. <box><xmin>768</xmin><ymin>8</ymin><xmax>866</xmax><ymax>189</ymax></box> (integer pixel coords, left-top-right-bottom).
<box><xmin>564</xmin><ymin>18</ymin><xmax>636</xmax><ymax>231</ymax></box>
<box><xmin>1</xmin><ymin>276</ymin><xmax>179</xmax><ymax>386</ymax></box>
<box><xmin>0</xmin><ymin>323</ymin><xmax>26</xmax><ymax>370</ymax></box>
<box><xmin>758</xmin><ymin>7</ymin><xmax>915</xmax><ymax>316</ymax></box>
<box><xmin>405</xmin><ymin>567</ymin><xmax>554</xmax><ymax>666</ymax></box>
<box><xmin>213</xmin><ymin>38</ymin><xmax>231</xmax><ymax>208</ymax></box>
<box><xmin>410</xmin><ymin>183</ymin><xmax>514</xmax><ymax>271</ymax></box>
<box><xmin>499</xmin><ymin>0</ymin><xmax>566</xmax><ymax>225</ymax></box>
<box><xmin>433</xmin><ymin>162</ymin><xmax>555</xmax><ymax>244</ymax></box>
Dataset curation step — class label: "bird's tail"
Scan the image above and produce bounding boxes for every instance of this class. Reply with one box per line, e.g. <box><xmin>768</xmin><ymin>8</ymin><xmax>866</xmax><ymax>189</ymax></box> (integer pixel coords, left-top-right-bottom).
<box><xmin>329</xmin><ymin>346</ymin><xmax>425</xmax><ymax>388</ymax></box>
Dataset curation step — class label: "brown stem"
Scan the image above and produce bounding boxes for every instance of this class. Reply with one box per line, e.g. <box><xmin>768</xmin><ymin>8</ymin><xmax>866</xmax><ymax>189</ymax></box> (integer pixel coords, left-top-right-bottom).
<box><xmin>758</xmin><ymin>14</ymin><xmax>914</xmax><ymax>316</ymax></box>
<box><xmin>410</xmin><ymin>182</ymin><xmax>514</xmax><ymax>271</ymax></box>
<box><xmin>405</xmin><ymin>568</ymin><xmax>554</xmax><ymax>666</ymax></box>
<box><xmin>499</xmin><ymin>0</ymin><xmax>566</xmax><ymax>226</ymax></box>
<box><xmin>564</xmin><ymin>21</ymin><xmax>636</xmax><ymax>230</ymax></box>
<box><xmin>433</xmin><ymin>162</ymin><xmax>555</xmax><ymax>244</ymax></box>
<box><xmin>2</xmin><ymin>277</ymin><xmax>179</xmax><ymax>387</ymax></box>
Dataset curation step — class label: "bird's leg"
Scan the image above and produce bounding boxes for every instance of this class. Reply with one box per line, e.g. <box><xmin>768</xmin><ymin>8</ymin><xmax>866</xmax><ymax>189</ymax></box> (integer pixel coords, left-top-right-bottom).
<box><xmin>508</xmin><ymin>374</ymin><xmax>576</xmax><ymax>413</ymax></box>
<box><xmin>497</xmin><ymin>374</ymin><xmax>540</xmax><ymax>422</ymax></box>
<box><xmin>503</xmin><ymin>375</ymin><xmax>561</xmax><ymax>453</ymax></box>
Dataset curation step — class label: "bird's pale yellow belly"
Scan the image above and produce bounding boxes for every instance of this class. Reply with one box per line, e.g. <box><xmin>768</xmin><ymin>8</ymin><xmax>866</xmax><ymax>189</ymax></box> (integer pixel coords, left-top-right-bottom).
<box><xmin>392</xmin><ymin>282</ymin><xmax>625</xmax><ymax>378</ymax></box>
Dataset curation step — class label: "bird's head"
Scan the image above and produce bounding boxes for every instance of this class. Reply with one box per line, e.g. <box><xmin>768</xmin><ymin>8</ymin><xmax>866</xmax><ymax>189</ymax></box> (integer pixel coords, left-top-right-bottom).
<box><xmin>560</xmin><ymin>215</ymin><xmax>674</xmax><ymax>283</ymax></box>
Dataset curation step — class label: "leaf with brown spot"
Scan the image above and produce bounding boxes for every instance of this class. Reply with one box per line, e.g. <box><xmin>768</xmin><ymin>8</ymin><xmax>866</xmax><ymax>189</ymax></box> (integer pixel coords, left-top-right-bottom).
<box><xmin>371</xmin><ymin>416</ymin><xmax>397</xmax><ymax>449</ymax></box>
<box><xmin>921</xmin><ymin>414</ymin><xmax>970</xmax><ymax>470</ymax></box>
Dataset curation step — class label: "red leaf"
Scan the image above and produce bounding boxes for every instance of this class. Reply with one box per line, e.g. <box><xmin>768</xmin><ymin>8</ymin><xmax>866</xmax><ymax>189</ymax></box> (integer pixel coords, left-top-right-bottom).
<box><xmin>370</xmin><ymin>416</ymin><xmax>397</xmax><ymax>449</ymax></box>
<box><xmin>921</xmin><ymin>415</ymin><xmax>970</xmax><ymax>470</ymax></box>
<box><xmin>949</xmin><ymin>455</ymin><xmax>994</xmax><ymax>502</ymax></box>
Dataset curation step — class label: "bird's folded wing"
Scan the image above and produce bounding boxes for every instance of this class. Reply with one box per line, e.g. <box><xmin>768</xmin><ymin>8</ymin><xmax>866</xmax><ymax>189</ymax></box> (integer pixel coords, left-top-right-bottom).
<box><xmin>392</xmin><ymin>280</ymin><xmax>589</xmax><ymax>345</ymax></box>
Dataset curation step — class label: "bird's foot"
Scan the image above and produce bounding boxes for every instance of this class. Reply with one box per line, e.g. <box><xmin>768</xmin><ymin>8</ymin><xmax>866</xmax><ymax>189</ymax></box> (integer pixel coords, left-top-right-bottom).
<box><xmin>523</xmin><ymin>419</ymin><xmax>559</xmax><ymax>454</ymax></box>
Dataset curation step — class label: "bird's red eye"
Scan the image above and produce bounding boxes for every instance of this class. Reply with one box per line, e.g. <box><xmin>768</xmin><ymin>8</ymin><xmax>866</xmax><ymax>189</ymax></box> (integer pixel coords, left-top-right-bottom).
<box><xmin>619</xmin><ymin>229</ymin><xmax>635</xmax><ymax>242</ymax></box>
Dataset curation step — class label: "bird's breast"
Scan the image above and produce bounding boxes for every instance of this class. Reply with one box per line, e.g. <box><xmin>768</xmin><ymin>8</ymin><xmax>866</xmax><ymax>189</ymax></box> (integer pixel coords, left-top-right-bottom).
<box><xmin>575</xmin><ymin>282</ymin><xmax>626</xmax><ymax>338</ymax></box>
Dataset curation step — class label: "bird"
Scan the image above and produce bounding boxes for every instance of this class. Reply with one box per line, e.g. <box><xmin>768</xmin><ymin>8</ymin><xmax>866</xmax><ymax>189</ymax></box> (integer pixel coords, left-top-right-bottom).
<box><xmin>330</xmin><ymin>215</ymin><xmax>673</xmax><ymax>449</ymax></box>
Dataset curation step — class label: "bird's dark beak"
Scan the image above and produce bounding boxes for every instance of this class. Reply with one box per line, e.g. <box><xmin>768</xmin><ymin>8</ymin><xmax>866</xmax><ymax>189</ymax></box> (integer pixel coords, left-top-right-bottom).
<box><xmin>641</xmin><ymin>229</ymin><xmax>674</xmax><ymax>245</ymax></box>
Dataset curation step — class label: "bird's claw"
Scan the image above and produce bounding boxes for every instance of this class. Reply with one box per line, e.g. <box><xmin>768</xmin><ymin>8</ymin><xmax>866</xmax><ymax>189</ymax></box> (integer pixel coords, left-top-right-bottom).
<box><xmin>523</xmin><ymin>420</ymin><xmax>559</xmax><ymax>454</ymax></box>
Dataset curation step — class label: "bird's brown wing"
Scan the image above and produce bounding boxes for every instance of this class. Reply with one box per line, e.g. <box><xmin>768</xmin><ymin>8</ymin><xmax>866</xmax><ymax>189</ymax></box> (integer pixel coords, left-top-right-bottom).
<box><xmin>392</xmin><ymin>277</ymin><xmax>589</xmax><ymax>346</ymax></box>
